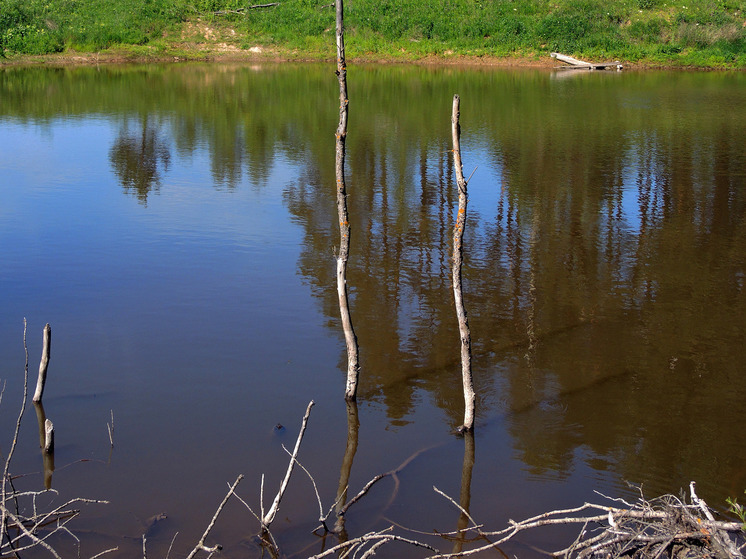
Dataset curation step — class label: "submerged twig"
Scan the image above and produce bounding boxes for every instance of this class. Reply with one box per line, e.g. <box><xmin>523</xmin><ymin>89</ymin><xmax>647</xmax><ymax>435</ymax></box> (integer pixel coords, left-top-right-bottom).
<box><xmin>306</xmin><ymin>527</ymin><xmax>437</xmax><ymax>559</ymax></box>
<box><xmin>433</xmin><ymin>486</ymin><xmax>480</xmax><ymax>532</ymax></box>
<box><xmin>262</xmin><ymin>400</ymin><xmax>314</xmax><ymax>529</ymax></box>
<box><xmin>339</xmin><ymin>444</ymin><xmax>436</xmax><ymax>517</ymax></box>
<box><xmin>185</xmin><ymin>474</ymin><xmax>243</xmax><ymax>559</ymax></box>
<box><xmin>165</xmin><ymin>532</ymin><xmax>178</xmax><ymax>559</ymax></box>
<box><xmin>282</xmin><ymin>445</ymin><xmax>343</xmax><ymax>533</ymax></box>
<box><xmin>89</xmin><ymin>547</ymin><xmax>119</xmax><ymax>558</ymax></box>
<box><xmin>107</xmin><ymin>409</ymin><xmax>114</xmax><ymax>447</ymax></box>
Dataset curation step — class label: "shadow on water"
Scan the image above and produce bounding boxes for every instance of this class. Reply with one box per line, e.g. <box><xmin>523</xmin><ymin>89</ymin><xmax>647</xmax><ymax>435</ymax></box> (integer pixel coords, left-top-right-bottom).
<box><xmin>0</xmin><ymin>63</ymin><xmax>744</xmax><ymax>557</ymax></box>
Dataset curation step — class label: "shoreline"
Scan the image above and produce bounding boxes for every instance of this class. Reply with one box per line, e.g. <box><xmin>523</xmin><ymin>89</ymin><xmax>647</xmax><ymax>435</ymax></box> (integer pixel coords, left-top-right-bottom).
<box><xmin>1</xmin><ymin>47</ymin><xmax>735</xmax><ymax>71</ymax></box>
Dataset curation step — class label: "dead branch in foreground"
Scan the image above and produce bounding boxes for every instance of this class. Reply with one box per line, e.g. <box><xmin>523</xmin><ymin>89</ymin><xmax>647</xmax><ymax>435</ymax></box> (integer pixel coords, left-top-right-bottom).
<box><xmin>306</xmin><ymin>527</ymin><xmax>437</xmax><ymax>559</ymax></box>
<box><xmin>422</xmin><ymin>481</ymin><xmax>746</xmax><ymax>559</ymax></box>
<box><xmin>262</xmin><ymin>400</ymin><xmax>314</xmax><ymax>529</ymax></box>
<box><xmin>168</xmin><ymin>402</ymin><xmax>745</xmax><ymax>559</ymax></box>
<box><xmin>196</xmin><ymin>445</ymin><xmax>744</xmax><ymax>559</ymax></box>
<box><xmin>1</xmin><ymin>320</ymin><xmax>114</xmax><ymax>559</ymax></box>
<box><xmin>197</xmin><ymin>406</ymin><xmax>744</xmax><ymax>559</ymax></box>
<box><xmin>185</xmin><ymin>475</ymin><xmax>243</xmax><ymax>559</ymax></box>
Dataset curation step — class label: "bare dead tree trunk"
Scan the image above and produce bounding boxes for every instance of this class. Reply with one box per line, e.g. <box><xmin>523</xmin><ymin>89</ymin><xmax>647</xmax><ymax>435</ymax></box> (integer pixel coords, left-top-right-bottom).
<box><xmin>451</xmin><ymin>95</ymin><xmax>476</xmax><ymax>432</ymax></box>
<box><xmin>335</xmin><ymin>0</ymin><xmax>360</xmax><ymax>401</ymax></box>
<box><xmin>32</xmin><ymin>323</ymin><xmax>51</xmax><ymax>403</ymax></box>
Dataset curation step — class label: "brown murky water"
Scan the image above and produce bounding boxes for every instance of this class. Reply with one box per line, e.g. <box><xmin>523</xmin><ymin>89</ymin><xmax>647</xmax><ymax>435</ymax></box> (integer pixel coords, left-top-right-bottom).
<box><xmin>0</xmin><ymin>63</ymin><xmax>744</xmax><ymax>557</ymax></box>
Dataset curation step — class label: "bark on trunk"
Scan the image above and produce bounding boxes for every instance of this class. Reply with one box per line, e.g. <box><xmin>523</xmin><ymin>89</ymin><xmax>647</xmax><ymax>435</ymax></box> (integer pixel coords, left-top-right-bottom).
<box><xmin>335</xmin><ymin>0</ymin><xmax>360</xmax><ymax>401</ymax></box>
<box><xmin>451</xmin><ymin>95</ymin><xmax>476</xmax><ymax>432</ymax></box>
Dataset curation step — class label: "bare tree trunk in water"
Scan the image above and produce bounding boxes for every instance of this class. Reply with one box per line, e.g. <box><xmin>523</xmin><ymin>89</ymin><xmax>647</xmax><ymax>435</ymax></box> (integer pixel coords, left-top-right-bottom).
<box><xmin>32</xmin><ymin>323</ymin><xmax>51</xmax><ymax>403</ymax></box>
<box><xmin>451</xmin><ymin>95</ymin><xmax>476</xmax><ymax>432</ymax></box>
<box><xmin>335</xmin><ymin>0</ymin><xmax>360</xmax><ymax>401</ymax></box>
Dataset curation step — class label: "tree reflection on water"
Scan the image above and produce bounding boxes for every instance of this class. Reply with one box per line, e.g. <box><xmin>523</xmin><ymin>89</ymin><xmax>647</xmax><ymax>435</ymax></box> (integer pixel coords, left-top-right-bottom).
<box><xmin>109</xmin><ymin>115</ymin><xmax>171</xmax><ymax>204</ymax></box>
<box><xmin>1</xmin><ymin>63</ymin><xmax>744</xmax><ymax>521</ymax></box>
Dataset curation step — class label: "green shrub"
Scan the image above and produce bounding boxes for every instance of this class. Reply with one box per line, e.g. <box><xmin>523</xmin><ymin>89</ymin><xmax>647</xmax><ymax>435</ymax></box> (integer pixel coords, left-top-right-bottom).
<box><xmin>637</xmin><ymin>0</ymin><xmax>659</xmax><ymax>10</ymax></box>
<box><xmin>1</xmin><ymin>0</ymin><xmax>188</xmax><ymax>53</ymax></box>
<box><xmin>497</xmin><ymin>15</ymin><xmax>528</xmax><ymax>38</ymax></box>
<box><xmin>537</xmin><ymin>13</ymin><xmax>591</xmax><ymax>50</ymax></box>
<box><xmin>2</xmin><ymin>23</ymin><xmax>62</xmax><ymax>53</ymax></box>
<box><xmin>658</xmin><ymin>43</ymin><xmax>683</xmax><ymax>53</ymax></box>
<box><xmin>628</xmin><ymin>19</ymin><xmax>664</xmax><ymax>41</ymax></box>
<box><xmin>0</xmin><ymin>0</ymin><xmax>65</xmax><ymax>54</ymax></box>
<box><xmin>1</xmin><ymin>0</ymin><xmax>744</xmax><ymax>66</ymax></box>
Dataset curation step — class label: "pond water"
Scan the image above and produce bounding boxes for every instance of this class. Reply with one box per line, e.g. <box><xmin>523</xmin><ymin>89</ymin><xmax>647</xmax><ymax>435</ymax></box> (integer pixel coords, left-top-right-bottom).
<box><xmin>0</xmin><ymin>63</ymin><xmax>744</xmax><ymax>558</ymax></box>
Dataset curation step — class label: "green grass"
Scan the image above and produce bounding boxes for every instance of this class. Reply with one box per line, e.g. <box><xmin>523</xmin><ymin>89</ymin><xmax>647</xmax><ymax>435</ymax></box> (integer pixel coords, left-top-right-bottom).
<box><xmin>2</xmin><ymin>0</ymin><xmax>745</xmax><ymax>67</ymax></box>
<box><xmin>0</xmin><ymin>0</ymin><xmax>189</xmax><ymax>54</ymax></box>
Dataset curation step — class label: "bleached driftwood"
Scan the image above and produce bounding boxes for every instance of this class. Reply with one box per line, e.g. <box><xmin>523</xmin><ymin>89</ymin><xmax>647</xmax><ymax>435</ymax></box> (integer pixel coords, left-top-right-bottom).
<box><xmin>425</xmin><ymin>482</ymin><xmax>745</xmax><ymax>558</ymax></box>
<box><xmin>213</xmin><ymin>3</ymin><xmax>279</xmax><ymax>14</ymax></box>
<box><xmin>551</xmin><ymin>52</ymin><xmax>623</xmax><ymax>70</ymax></box>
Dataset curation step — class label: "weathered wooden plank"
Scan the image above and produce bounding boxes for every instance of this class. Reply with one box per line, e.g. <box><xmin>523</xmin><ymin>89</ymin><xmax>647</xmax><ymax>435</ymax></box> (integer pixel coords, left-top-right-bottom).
<box><xmin>551</xmin><ymin>52</ymin><xmax>623</xmax><ymax>70</ymax></box>
<box><xmin>551</xmin><ymin>52</ymin><xmax>593</xmax><ymax>66</ymax></box>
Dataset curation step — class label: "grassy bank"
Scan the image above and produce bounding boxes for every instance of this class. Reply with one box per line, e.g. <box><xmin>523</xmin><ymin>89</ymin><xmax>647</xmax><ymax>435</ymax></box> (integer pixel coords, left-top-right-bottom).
<box><xmin>1</xmin><ymin>0</ymin><xmax>744</xmax><ymax>67</ymax></box>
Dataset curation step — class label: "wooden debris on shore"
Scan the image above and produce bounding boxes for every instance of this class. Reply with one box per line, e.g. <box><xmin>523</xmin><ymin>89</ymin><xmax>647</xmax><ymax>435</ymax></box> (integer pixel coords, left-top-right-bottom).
<box><xmin>213</xmin><ymin>3</ymin><xmax>279</xmax><ymax>14</ymax></box>
<box><xmin>552</xmin><ymin>52</ymin><xmax>623</xmax><ymax>70</ymax></box>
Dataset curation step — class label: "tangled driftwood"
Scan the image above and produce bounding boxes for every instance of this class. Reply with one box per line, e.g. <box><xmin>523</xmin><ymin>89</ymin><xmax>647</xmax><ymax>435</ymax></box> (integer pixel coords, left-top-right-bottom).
<box><xmin>421</xmin><ymin>481</ymin><xmax>746</xmax><ymax>559</ymax></box>
<box><xmin>184</xmin><ymin>403</ymin><xmax>744</xmax><ymax>559</ymax></box>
